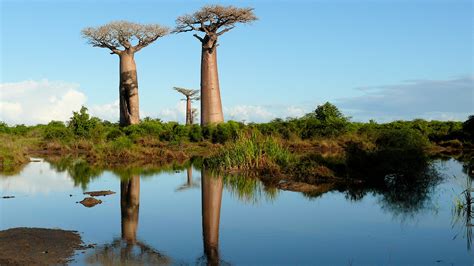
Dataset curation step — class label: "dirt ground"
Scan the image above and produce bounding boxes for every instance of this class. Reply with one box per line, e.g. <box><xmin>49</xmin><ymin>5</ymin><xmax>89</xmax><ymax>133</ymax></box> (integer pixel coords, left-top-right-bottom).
<box><xmin>0</xmin><ymin>227</ymin><xmax>87</xmax><ymax>265</ymax></box>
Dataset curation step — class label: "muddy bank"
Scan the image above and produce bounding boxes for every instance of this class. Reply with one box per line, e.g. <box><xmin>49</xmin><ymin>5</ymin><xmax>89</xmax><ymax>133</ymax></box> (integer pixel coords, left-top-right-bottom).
<box><xmin>0</xmin><ymin>227</ymin><xmax>87</xmax><ymax>265</ymax></box>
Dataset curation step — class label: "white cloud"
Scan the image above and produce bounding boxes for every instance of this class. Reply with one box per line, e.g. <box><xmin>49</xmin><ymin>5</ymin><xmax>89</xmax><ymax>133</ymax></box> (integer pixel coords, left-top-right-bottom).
<box><xmin>89</xmin><ymin>100</ymin><xmax>119</xmax><ymax>123</ymax></box>
<box><xmin>225</xmin><ymin>105</ymin><xmax>276</xmax><ymax>122</ymax></box>
<box><xmin>337</xmin><ymin>75</ymin><xmax>474</xmax><ymax>122</ymax></box>
<box><xmin>0</xmin><ymin>79</ymin><xmax>86</xmax><ymax>125</ymax></box>
<box><xmin>152</xmin><ymin>101</ymin><xmax>187</xmax><ymax>123</ymax></box>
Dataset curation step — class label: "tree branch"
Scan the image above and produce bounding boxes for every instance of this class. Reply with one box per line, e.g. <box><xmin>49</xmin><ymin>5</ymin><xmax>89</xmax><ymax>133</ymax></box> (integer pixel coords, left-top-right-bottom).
<box><xmin>217</xmin><ymin>26</ymin><xmax>234</xmax><ymax>36</ymax></box>
<box><xmin>193</xmin><ymin>34</ymin><xmax>204</xmax><ymax>43</ymax></box>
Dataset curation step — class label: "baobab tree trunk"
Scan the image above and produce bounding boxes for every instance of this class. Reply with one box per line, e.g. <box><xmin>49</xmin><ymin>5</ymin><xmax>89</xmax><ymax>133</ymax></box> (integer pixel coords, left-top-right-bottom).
<box><xmin>201</xmin><ymin>169</ymin><xmax>223</xmax><ymax>264</ymax></box>
<box><xmin>119</xmin><ymin>52</ymin><xmax>140</xmax><ymax>126</ymax></box>
<box><xmin>121</xmin><ymin>175</ymin><xmax>140</xmax><ymax>244</ymax></box>
<box><xmin>200</xmin><ymin>48</ymin><xmax>224</xmax><ymax>125</ymax></box>
<box><xmin>186</xmin><ymin>97</ymin><xmax>192</xmax><ymax>125</ymax></box>
<box><xmin>187</xmin><ymin>167</ymin><xmax>193</xmax><ymax>185</ymax></box>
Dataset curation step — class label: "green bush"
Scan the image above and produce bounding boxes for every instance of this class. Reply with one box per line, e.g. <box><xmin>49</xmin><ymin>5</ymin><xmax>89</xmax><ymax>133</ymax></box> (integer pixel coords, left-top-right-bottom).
<box><xmin>0</xmin><ymin>122</ymin><xmax>10</xmax><ymax>134</ymax></box>
<box><xmin>106</xmin><ymin>127</ymin><xmax>124</xmax><ymax>141</ymax></box>
<box><xmin>68</xmin><ymin>106</ymin><xmax>100</xmax><ymax>138</ymax></box>
<box><xmin>189</xmin><ymin>124</ymin><xmax>203</xmax><ymax>142</ymax></box>
<box><xmin>202</xmin><ymin>125</ymin><xmax>215</xmax><ymax>141</ymax></box>
<box><xmin>43</xmin><ymin>121</ymin><xmax>73</xmax><ymax>141</ymax></box>
<box><xmin>112</xmin><ymin>136</ymin><xmax>133</xmax><ymax>150</ymax></box>
<box><xmin>346</xmin><ymin>128</ymin><xmax>429</xmax><ymax>180</ymax></box>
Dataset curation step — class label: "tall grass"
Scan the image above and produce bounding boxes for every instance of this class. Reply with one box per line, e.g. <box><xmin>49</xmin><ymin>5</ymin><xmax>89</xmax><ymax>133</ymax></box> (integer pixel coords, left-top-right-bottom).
<box><xmin>205</xmin><ymin>131</ymin><xmax>293</xmax><ymax>171</ymax></box>
<box><xmin>0</xmin><ymin>134</ymin><xmax>38</xmax><ymax>173</ymax></box>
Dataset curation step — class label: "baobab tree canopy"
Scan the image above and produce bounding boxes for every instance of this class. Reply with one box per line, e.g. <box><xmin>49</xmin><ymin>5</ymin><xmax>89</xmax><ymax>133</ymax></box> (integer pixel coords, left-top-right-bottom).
<box><xmin>174</xmin><ymin>5</ymin><xmax>257</xmax><ymax>48</ymax></box>
<box><xmin>173</xmin><ymin>87</ymin><xmax>200</xmax><ymax>100</ymax></box>
<box><xmin>81</xmin><ymin>21</ymin><xmax>169</xmax><ymax>54</ymax></box>
<box><xmin>173</xmin><ymin>87</ymin><xmax>200</xmax><ymax>125</ymax></box>
<box><xmin>81</xmin><ymin>21</ymin><xmax>169</xmax><ymax>126</ymax></box>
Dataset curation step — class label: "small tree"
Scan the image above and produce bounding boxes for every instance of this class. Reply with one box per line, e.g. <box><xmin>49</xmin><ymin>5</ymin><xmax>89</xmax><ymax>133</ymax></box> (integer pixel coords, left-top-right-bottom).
<box><xmin>173</xmin><ymin>87</ymin><xmax>200</xmax><ymax>125</ymax></box>
<box><xmin>314</xmin><ymin>102</ymin><xmax>346</xmax><ymax>122</ymax></box>
<box><xmin>82</xmin><ymin>21</ymin><xmax>169</xmax><ymax>126</ymax></box>
<box><xmin>68</xmin><ymin>106</ymin><xmax>99</xmax><ymax>138</ymax></box>
<box><xmin>175</xmin><ymin>5</ymin><xmax>257</xmax><ymax>125</ymax></box>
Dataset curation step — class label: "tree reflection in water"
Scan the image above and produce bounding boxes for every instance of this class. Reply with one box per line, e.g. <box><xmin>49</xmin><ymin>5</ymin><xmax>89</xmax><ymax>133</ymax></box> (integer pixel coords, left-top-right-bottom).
<box><xmin>86</xmin><ymin>175</ymin><xmax>170</xmax><ymax>265</ymax></box>
<box><xmin>176</xmin><ymin>167</ymin><xmax>199</xmax><ymax>192</ymax></box>
<box><xmin>452</xmin><ymin>176</ymin><xmax>474</xmax><ymax>251</ymax></box>
<box><xmin>198</xmin><ymin>169</ymin><xmax>230</xmax><ymax>266</ymax></box>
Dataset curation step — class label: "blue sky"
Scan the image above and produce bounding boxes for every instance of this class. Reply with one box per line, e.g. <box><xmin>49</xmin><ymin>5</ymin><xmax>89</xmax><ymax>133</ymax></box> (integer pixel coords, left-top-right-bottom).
<box><xmin>1</xmin><ymin>0</ymin><xmax>473</xmax><ymax>125</ymax></box>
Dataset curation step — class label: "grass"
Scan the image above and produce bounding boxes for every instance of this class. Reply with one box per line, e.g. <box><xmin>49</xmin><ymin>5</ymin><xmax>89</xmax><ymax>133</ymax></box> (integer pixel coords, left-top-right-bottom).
<box><xmin>204</xmin><ymin>131</ymin><xmax>293</xmax><ymax>172</ymax></box>
<box><xmin>0</xmin><ymin>134</ymin><xmax>40</xmax><ymax>173</ymax></box>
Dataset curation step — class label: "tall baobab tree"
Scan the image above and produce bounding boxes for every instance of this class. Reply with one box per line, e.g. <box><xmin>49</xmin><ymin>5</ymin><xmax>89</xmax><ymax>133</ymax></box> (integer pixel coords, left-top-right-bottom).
<box><xmin>173</xmin><ymin>87</ymin><xmax>200</xmax><ymax>125</ymax></box>
<box><xmin>82</xmin><ymin>21</ymin><xmax>169</xmax><ymax>126</ymax></box>
<box><xmin>175</xmin><ymin>5</ymin><xmax>257</xmax><ymax>125</ymax></box>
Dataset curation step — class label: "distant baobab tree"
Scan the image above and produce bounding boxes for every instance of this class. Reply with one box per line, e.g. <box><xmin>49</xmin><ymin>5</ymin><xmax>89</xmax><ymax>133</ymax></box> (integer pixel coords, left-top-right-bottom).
<box><xmin>82</xmin><ymin>21</ymin><xmax>169</xmax><ymax>126</ymax></box>
<box><xmin>191</xmin><ymin>108</ymin><xmax>198</xmax><ymax>125</ymax></box>
<box><xmin>173</xmin><ymin>87</ymin><xmax>200</xmax><ymax>125</ymax></box>
<box><xmin>174</xmin><ymin>5</ymin><xmax>257</xmax><ymax>125</ymax></box>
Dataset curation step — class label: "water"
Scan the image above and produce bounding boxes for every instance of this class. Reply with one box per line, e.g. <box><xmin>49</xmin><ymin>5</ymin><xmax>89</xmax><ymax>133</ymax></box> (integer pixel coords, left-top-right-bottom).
<box><xmin>0</xmin><ymin>158</ymin><xmax>472</xmax><ymax>265</ymax></box>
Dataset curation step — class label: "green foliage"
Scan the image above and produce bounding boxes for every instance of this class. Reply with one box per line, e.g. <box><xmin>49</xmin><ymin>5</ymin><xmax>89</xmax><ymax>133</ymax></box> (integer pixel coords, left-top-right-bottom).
<box><xmin>106</xmin><ymin>127</ymin><xmax>124</xmax><ymax>141</ymax></box>
<box><xmin>0</xmin><ymin>122</ymin><xmax>9</xmax><ymax>134</ymax></box>
<box><xmin>43</xmin><ymin>121</ymin><xmax>73</xmax><ymax>141</ymax></box>
<box><xmin>112</xmin><ymin>136</ymin><xmax>133</xmax><ymax>150</ymax></box>
<box><xmin>463</xmin><ymin>115</ymin><xmax>474</xmax><ymax>142</ymax></box>
<box><xmin>188</xmin><ymin>124</ymin><xmax>203</xmax><ymax>142</ymax></box>
<box><xmin>346</xmin><ymin>128</ymin><xmax>429</xmax><ymax>180</ymax></box>
<box><xmin>289</xmin><ymin>153</ymin><xmax>346</xmax><ymax>183</ymax></box>
<box><xmin>212</xmin><ymin>121</ymin><xmax>242</xmax><ymax>144</ymax></box>
<box><xmin>206</xmin><ymin>131</ymin><xmax>293</xmax><ymax>171</ymax></box>
<box><xmin>68</xmin><ymin>106</ymin><xmax>100</xmax><ymax>138</ymax></box>
<box><xmin>314</xmin><ymin>102</ymin><xmax>346</xmax><ymax>122</ymax></box>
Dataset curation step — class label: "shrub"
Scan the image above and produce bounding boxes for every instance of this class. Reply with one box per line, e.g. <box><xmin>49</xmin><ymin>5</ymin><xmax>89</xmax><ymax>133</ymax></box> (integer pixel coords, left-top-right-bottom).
<box><xmin>112</xmin><ymin>136</ymin><xmax>133</xmax><ymax>150</ymax></box>
<box><xmin>189</xmin><ymin>124</ymin><xmax>203</xmax><ymax>142</ymax></box>
<box><xmin>43</xmin><ymin>121</ymin><xmax>73</xmax><ymax>141</ymax></box>
<box><xmin>0</xmin><ymin>122</ymin><xmax>10</xmax><ymax>134</ymax></box>
<box><xmin>346</xmin><ymin>128</ymin><xmax>429</xmax><ymax>181</ymax></box>
<box><xmin>106</xmin><ymin>127</ymin><xmax>124</xmax><ymax>141</ymax></box>
<box><xmin>68</xmin><ymin>106</ymin><xmax>100</xmax><ymax>138</ymax></box>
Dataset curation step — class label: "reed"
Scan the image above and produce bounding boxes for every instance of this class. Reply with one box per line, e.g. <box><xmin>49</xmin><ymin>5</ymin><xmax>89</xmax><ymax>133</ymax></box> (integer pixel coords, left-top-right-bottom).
<box><xmin>205</xmin><ymin>131</ymin><xmax>293</xmax><ymax>171</ymax></box>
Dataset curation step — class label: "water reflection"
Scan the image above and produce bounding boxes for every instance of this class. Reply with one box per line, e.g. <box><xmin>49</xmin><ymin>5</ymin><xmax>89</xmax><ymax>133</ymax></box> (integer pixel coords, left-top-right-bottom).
<box><xmin>86</xmin><ymin>174</ymin><xmax>170</xmax><ymax>265</ymax></box>
<box><xmin>176</xmin><ymin>167</ymin><xmax>199</xmax><ymax>192</ymax></box>
<box><xmin>121</xmin><ymin>175</ymin><xmax>140</xmax><ymax>244</ymax></box>
<box><xmin>2</xmin><ymin>158</ymin><xmax>473</xmax><ymax>263</ymax></box>
<box><xmin>199</xmin><ymin>169</ymin><xmax>226</xmax><ymax>265</ymax></box>
<box><xmin>223</xmin><ymin>173</ymin><xmax>278</xmax><ymax>204</ymax></box>
<box><xmin>452</xmin><ymin>176</ymin><xmax>474</xmax><ymax>250</ymax></box>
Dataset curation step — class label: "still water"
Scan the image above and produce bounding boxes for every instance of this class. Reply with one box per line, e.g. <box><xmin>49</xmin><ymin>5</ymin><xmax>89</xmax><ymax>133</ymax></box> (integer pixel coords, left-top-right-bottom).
<box><xmin>0</xmin><ymin>158</ymin><xmax>472</xmax><ymax>265</ymax></box>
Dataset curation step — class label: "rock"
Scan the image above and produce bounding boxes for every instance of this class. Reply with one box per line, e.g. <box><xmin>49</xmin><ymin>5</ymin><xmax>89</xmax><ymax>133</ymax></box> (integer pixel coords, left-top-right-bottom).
<box><xmin>79</xmin><ymin>197</ymin><xmax>102</xmax><ymax>208</ymax></box>
<box><xmin>83</xmin><ymin>190</ymin><xmax>115</xmax><ymax>197</ymax></box>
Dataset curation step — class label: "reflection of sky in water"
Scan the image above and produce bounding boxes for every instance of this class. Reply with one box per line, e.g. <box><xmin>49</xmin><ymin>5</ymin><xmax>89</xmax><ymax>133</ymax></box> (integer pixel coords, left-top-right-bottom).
<box><xmin>0</xmin><ymin>160</ymin><xmax>75</xmax><ymax>195</ymax></box>
<box><xmin>0</xmin><ymin>158</ymin><xmax>472</xmax><ymax>265</ymax></box>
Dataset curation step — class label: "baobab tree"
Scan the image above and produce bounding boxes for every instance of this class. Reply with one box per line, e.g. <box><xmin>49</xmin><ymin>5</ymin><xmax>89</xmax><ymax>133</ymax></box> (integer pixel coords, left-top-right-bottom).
<box><xmin>191</xmin><ymin>108</ymin><xmax>198</xmax><ymax>125</ymax></box>
<box><xmin>82</xmin><ymin>21</ymin><xmax>169</xmax><ymax>126</ymax></box>
<box><xmin>173</xmin><ymin>87</ymin><xmax>200</xmax><ymax>125</ymax></box>
<box><xmin>175</xmin><ymin>5</ymin><xmax>257</xmax><ymax>125</ymax></box>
